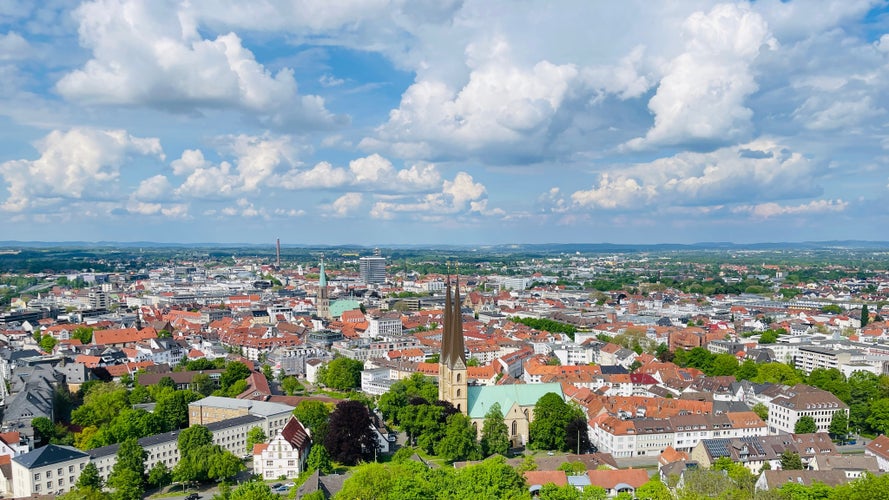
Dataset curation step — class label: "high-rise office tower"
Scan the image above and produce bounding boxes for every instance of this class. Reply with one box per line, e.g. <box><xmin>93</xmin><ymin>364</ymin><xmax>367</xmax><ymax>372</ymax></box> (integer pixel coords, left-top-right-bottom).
<box><xmin>359</xmin><ymin>248</ymin><xmax>386</xmax><ymax>285</ymax></box>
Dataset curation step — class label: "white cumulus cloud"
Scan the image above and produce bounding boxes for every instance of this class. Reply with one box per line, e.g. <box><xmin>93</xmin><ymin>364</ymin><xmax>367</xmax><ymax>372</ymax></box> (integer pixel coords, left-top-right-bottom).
<box><xmin>55</xmin><ymin>0</ymin><xmax>340</xmax><ymax>129</ymax></box>
<box><xmin>0</xmin><ymin>128</ymin><xmax>163</xmax><ymax>212</ymax></box>
<box><xmin>627</xmin><ymin>3</ymin><xmax>776</xmax><ymax>148</ymax></box>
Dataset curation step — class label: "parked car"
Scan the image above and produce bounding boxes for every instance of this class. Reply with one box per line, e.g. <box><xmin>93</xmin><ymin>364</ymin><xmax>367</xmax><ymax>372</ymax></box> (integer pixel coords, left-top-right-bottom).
<box><xmin>185</xmin><ymin>494</ymin><xmax>200</xmax><ymax>500</ymax></box>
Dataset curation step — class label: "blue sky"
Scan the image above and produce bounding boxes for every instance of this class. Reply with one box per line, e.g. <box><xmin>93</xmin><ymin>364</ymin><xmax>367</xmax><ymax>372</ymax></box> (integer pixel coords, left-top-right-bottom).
<box><xmin>2</xmin><ymin>0</ymin><xmax>889</xmax><ymax>245</ymax></box>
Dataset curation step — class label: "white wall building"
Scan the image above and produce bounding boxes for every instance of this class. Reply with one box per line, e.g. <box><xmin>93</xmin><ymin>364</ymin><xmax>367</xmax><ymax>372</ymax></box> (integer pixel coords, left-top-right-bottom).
<box><xmin>11</xmin><ymin>445</ymin><xmax>90</xmax><ymax>497</ymax></box>
<box><xmin>253</xmin><ymin>417</ymin><xmax>311</xmax><ymax>480</ymax></box>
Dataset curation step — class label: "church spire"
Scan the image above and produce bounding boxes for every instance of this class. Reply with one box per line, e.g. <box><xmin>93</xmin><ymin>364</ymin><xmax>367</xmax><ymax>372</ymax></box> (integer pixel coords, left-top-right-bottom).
<box><xmin>319</xmin><ymin>256</ymin><xmax>327</xmax><ymax>288</ymax></box>
<box><xmin>441</xmin><ymin>267</ymin><xmax>465</xmax><ymax>368</ymax></box>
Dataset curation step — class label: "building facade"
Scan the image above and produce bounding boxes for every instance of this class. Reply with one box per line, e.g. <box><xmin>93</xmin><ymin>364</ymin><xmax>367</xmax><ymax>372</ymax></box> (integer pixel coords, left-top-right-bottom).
<box><xmin>11</xmin><ymin>445</ymin><xmax>90</xmax><ymax>497</ymax></box>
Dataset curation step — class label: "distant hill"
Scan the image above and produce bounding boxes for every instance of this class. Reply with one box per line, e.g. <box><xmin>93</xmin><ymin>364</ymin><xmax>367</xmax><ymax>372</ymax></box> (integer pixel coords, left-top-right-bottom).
<box><xmin>1</xmin><ymin>240</ymin><xmax>889</xmax><ymax>253</ymax></box>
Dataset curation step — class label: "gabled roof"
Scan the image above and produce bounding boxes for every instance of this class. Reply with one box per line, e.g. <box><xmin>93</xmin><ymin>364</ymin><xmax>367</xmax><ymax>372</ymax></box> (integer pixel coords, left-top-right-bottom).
<box><xmin>13</xmin><ymin>444</ymin><xmax>88</xmax><ymax>469</ymax></box>
<box><xmin>524</xmin><ymin>470</ymin><xmax>568</xmax><ymax>487</ymax></box>
<box><xmin>586</xmin><ymin>468</ymin><xmax>648</xmax><ymax>489</ymax></box>
<box><xmin>280</xmin><ymin>417</ymin><xmax>311</xmax><ymax>451</ymax></box>
<box><xmin>865</xmin><ymin>434</ymin><xmax>889</xmax><ymax>460</ymax></box>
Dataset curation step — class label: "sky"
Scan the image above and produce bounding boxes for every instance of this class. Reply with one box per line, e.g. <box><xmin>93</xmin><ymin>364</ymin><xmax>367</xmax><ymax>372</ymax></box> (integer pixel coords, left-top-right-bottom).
<box><xmin>2</xmin><ymin>0</ymin><xmax>889</xmax><ymax>246</ymax></box>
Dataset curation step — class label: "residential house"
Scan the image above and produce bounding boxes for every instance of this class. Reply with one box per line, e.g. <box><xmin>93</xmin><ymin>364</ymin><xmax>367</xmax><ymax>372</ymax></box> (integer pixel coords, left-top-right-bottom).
<box><xmin>865</xmin><ymin>434</ymin><xmax>889</xmax><ymax>471</ymax></box>
<box><xmin>253</xmin><ymin>417</ymin><xmax>312</xmax><ymax>480</ymax></box>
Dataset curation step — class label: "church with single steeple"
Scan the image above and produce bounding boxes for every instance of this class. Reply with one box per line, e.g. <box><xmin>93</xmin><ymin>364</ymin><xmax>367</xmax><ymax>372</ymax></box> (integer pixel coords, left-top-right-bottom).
<box><xmin>438</xmin><ymin>273</ymin><xmax>564</xmax><ymax>446</ymax></box>
<box><xmin>316</xmin><ymin>257</ymin><xmax>331</xmax><ymax>320</ymax></box>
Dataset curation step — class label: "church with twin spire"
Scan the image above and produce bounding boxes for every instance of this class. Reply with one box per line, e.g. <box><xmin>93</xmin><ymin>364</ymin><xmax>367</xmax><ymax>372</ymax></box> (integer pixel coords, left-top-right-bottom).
<box><xmin>438</xmin><ymin>274</ymin><xmax>564</xmax><ymax>446</ymax></box>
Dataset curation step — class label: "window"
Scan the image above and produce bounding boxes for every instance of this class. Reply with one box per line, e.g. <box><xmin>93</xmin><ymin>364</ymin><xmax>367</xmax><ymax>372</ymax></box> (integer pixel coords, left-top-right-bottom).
<box><xmin>34</xmin><ymin>473</ymin><xmax>40</xmax><ymax>481</ymax></box>
<box><xmin>68</xmin><ymin>465</ymin><xmax>74</xmax><ymax>473</ymax></box>
<box><xmin>47</xmin><ymin>470</ymin><xmax>52</xmax><ymax>479</ymax></box>
<box><xmin>58</xmin><ymin>479</ymin><xmax>63</xmax><ymax>486</ymax></box>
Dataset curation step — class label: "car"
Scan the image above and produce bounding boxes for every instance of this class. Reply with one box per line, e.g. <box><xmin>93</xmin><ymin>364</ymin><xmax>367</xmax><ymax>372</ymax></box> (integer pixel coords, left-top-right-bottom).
<box><xmin>185</xmin><ymin>494</ymin><xmax>200</xmax><ymax>500</ymax></box>
<box><xmin>271</xmin><ymin>483</ymin><xmax>282</xmax><ymax>489</ymax></box>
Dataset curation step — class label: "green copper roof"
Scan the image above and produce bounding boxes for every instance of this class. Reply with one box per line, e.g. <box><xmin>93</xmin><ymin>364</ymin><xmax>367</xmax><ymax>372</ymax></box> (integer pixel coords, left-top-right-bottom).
<box><xmin>319</xmin><ymin>259</ymin><xmax>327</xmax><ymax>288</ymax></box>
<box><xmin>466</xmin><ymin>383</ymin><xmax>564</xmax><ymax>419</ymax></box>
<box><xmin>330</xmin><ymin>300</ymin><xmax>361</xmax><ymax>318</ymax></box>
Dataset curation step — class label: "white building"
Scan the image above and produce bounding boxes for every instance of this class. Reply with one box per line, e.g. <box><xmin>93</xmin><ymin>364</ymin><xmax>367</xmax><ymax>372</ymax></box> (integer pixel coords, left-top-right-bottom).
<box><xmin>253</xmin><ymin>417</ymin><xmax>311</xmax><ymax>480</ymax></box>
<box><xmin>365</xmin><ymin>313</ymin><xmax>402</xmax><ymax>338</ymax></box>
<box><xmin>11</xmin><ymin>444</ymin><xmax>90</xmax><ymax>497</ymax></box>
<box><xmin>766</xmin><ymin>385</ymin><xmax>849</xmax><ymax>435</ymax></box>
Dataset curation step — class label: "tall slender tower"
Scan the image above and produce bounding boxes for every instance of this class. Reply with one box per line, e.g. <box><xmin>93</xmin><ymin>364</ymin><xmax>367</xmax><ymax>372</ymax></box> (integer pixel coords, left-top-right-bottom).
<box><xmin>439</xmin><ymin>273</ymin><xmax>468</xmax><ymax>414</ymax></box>
<box><xmin>317</xmin><ymin>257</ymin><xmax>331</xmax><ymax>320</ymax></box>
<box><xmin>275</xmin><ymin>238</ymin><xmax>281</xmax><ymax>268</ymax></box>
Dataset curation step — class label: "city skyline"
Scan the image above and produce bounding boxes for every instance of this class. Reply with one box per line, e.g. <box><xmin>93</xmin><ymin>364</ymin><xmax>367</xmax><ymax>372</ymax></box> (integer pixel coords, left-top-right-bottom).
<box><xmin>2</xmin><ymin>1</ymin><xmax>889</xmax><ymax>245</ymax></box>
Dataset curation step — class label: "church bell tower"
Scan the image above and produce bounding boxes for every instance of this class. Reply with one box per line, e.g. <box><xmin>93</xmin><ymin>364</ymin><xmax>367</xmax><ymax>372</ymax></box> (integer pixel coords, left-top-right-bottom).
<box><xmin>317</xmin><ymin>257</ymin><xmax>331</xmax><ymax>320</ymax></box>
<box><xmin>439</xmin><ymin>273</ymin><xmax>468</xmax><ymax>414</ymax></box>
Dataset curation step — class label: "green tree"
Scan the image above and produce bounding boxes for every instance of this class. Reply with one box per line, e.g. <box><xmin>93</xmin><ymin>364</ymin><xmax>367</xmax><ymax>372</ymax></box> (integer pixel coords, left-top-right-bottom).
<box><xmin>219</xmin><ymin>361</ymin><xmax>250</xmax><ymax>391</ymax></box>
<box><xmin>378</xmin><ymin>372</ymin><xmax>438</xmax><ymax>424</ymax></box>
<box><xmin>207</xmin><ymin>447</ymin><xmax>244</xmax><ymax>481</ymax></box>
<box><xmin>177</xmin><ymin>425</ymin><xmax>213</xmax><ymax>458</ymax></box>
<box><xmin>71</xmin><ymin>326</ymin><xmax>94</xmax><ymax>344</ymax></box>
<box><xmin>154</xmin><ymin>389</ymin><xmax>201</xmax><ymax>431</ymax></box>
<box><xmin>634</xmin><ymin>477</ymin><xmax>672</xmax><ymax>500</ymax></box>
<box><xmin>865</xmin><ymin>398</ymin><xmax>889</xmax><ymax>435</ymax></box>
<box><xmin>108</xmin><ymin>439</ymin><xmax>146</xmax><ymax>500</ymax></box>
<box><xmin>752</xmin><ymin>362</ymin><xmax>803</xmax><ymax>386</ymax></box>
<box><xmin>558</xmin><ymin>461</ymin><xmax>587</xmax><ymax>475</ymax></box>
<box><xmin>530</xmin><ymin>393</ymin><xmax>579</xmax><ymax>451</ymax></box>
<box><xmin>540</xmin><ymin>483</ymin><xmax>583</xmax><ymax>500</ymax></box>
<box><xmin>710</xmin><ymin>353</ymin><xmax>738</xmax><ymax>376</ymax></box>
<box><xmin>861</xmin><ymin>304</ymin><xmax>870</xmax><ymax>328</ymax></box>
<box><xmin>435</xmin><ymin>413</ymin><xmax>482</xmax><ymax>462</ymax></box>
<box><xmin>281</xmin><ymin>376</ymin><xmax>303</xmax><ymax>395</ymax></box>
<box><xmin>192</xmin><ymin>373</ymin><xmax>216</xmax><ymax>396</ymax></box>
<box><xmin>678</xmin><ymin>468</ymin><xmax>736</xmax><ymax>499</ymax></box>
<box><xmin>780</xmin><ymin>449</ymin><xmax>804</xmax><ymax>470</ymax></box>
<box><xmin>77</xmin><ymin>462</ymin><xmax>103</xmax><ymax>490</ymax></box>
<box><xmin>147</xmin><ymin>461</ymin><xmax>172</xmax><ymax>489</ymax></box>
<box><xmin>735</xmin><ymin>360</ymin><xmax>759</xmax><ymax>381</ymax></box>
<box><xmin>246</xmin><ymin>426</ymin><xmax>267</xmax><ymax>453</ymax></box>
<box><xmin>39</xmin><ymin>334</ymin><xmax>58</xmax><ymax>352</ymax></box>
<box><xmin>323</xmin><ymin>400</ymin><xmax>377</xmax><ymax>465</ymax></box>
<box><xmin>60</xmin><ymin>486</ymin><xmax>110</xmax><ymax>500</ymax></box>
<box><xmin>108</xmin><ymin>468</ymin><xmax>143</xmax><ymax>500</ymax></box>
<box><xmin>320</xmin><ymin>357</ymin><xmax>364</xmax><ymax>391</ymax></box>
<box><xmin>752</xmin><ymin>402</ymin><xmax>768</xmax><ymax>422</ymax></box>
<box><xmin>795</xmin><ymin>415</ymin><xmax>817</xmax><ymax>434</ymax></box>
<box><xmin>480</xmin><ymin>402</ymin><xmax>510</xmax><ymax>457</ymax></box>
<box><xmin>293</xmin><ymin>400</ymin><xmax>332</xmax><ymax>443</ymax></box>
<box><xmin>829</xmin><ymin>410</ymin><xmax>849</xmax><ymax>441</ymax></box>
<box><xmin>229</xmin><ymin>480</ymin><xmax>279</xmax><ymax>500</ymax></box>
<box><xmin>807</xmin><ymin>368</ymin><xmax>851</xmax><ymax>403</ymax></box>
<box><xmin>821</xmin><ymin>304</ymin><xmax>842</xmax><ymax>314</ymax></box>
<box><xmin>336</xmin><ymin>462</ymin><xmax>400</xmax><ymax>499</ymax></box>
<box><xmin>307</xmin><ymin>444</ymin><xmax>334</xmax><ymax>474</ymax></box>
<box><xmin>452</xmin><ymin>455</ymin><xmax>528</xmax><ymax>499</ymax></box>
<box><xmin>31</xmin><ymin>416</ymin><xmax>55</xmax><ymax>446</ymax></box>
